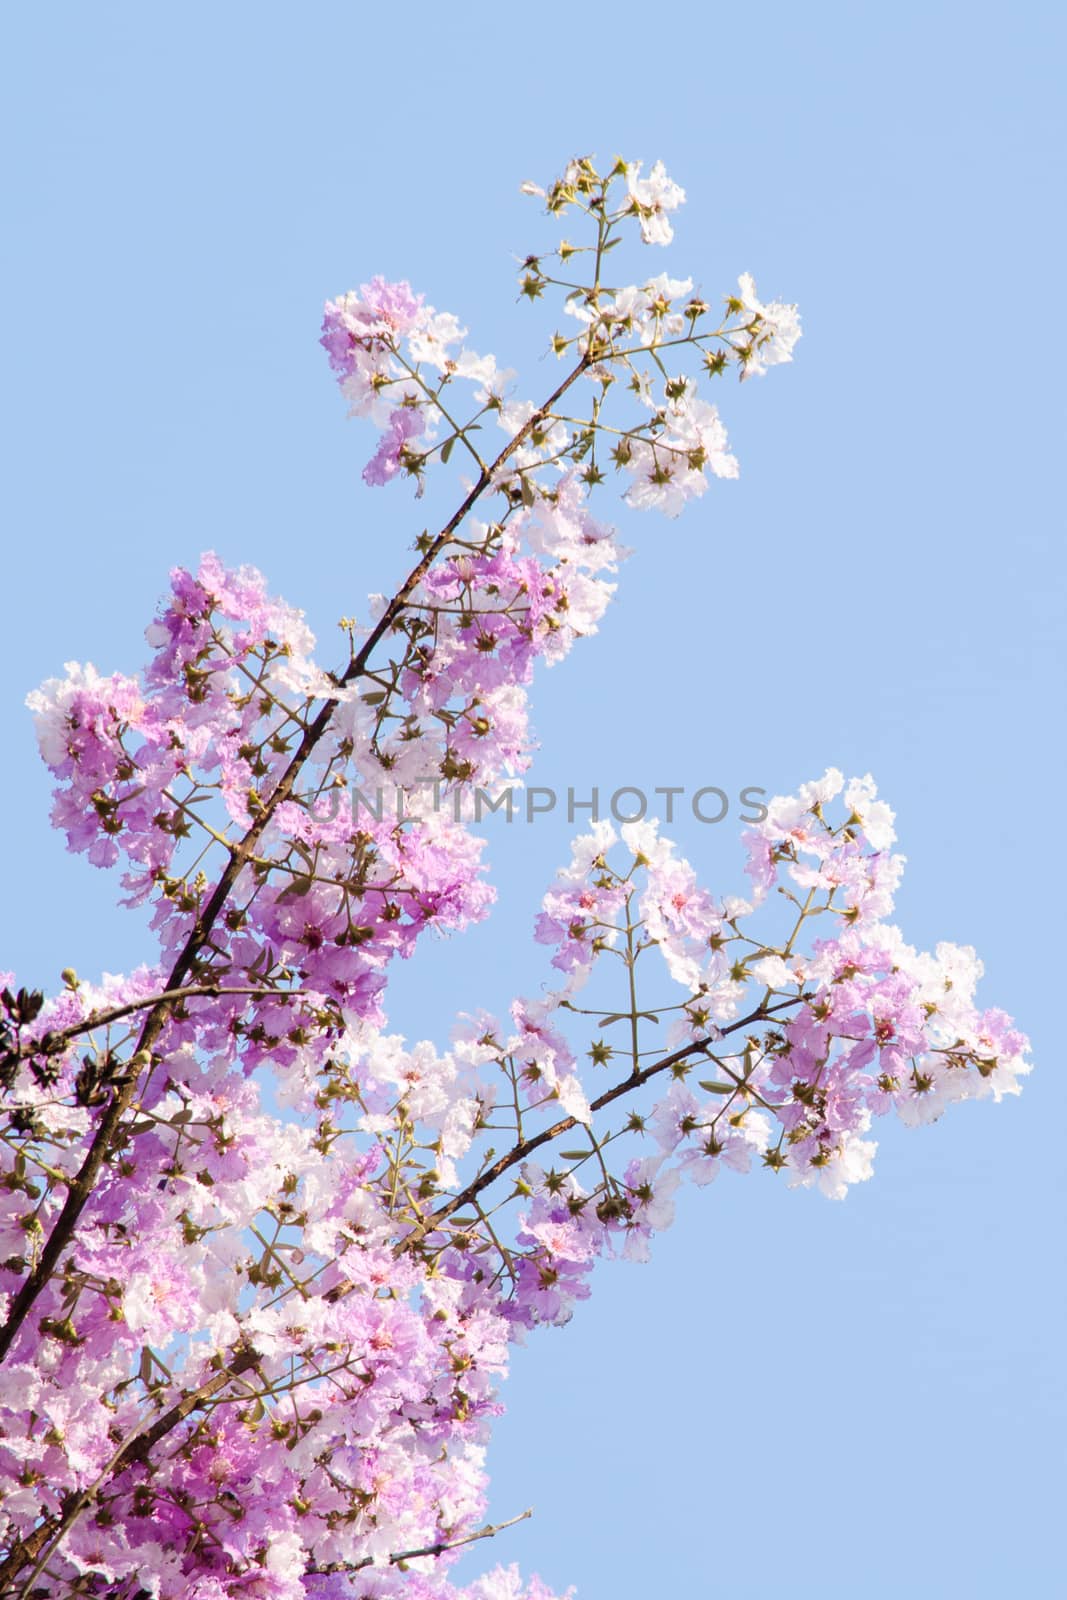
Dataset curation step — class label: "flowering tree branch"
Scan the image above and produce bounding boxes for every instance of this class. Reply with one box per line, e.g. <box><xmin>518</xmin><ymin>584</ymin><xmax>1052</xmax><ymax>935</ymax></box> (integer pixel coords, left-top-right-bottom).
<box><xmin>0</xmin><ymin>154</ymin><xmax>1029</xmax><ymax>1600</ymax></box>
<box><xmin>409</xmin><ymin>993</ymin><xmax>809</xmax><ymax>1248</ymax></box>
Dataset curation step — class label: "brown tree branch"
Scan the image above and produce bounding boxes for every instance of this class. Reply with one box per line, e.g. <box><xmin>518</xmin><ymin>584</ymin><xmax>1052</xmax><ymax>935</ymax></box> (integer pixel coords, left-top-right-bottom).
<box><xmin>406</xmin><ymin>992</ymin><xmax>808</xmax><ymax>1246</ymax></box>
<box><xmin>310</xmin><ymin>1506</ymin><xmax>534</xmax><ymax>1576</ymax></box>
<box><xmin>4</xmin><ymin>985</ymin><xmax>285</xmax><ymax>1065</ymax></box>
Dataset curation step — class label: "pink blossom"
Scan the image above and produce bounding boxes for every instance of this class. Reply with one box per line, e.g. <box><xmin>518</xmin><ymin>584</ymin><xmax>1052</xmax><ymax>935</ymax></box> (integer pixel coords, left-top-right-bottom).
<box><xmin>364</xmin><ymin>404</ymin><xmax>427</xmax><ymax>488</ymax></box>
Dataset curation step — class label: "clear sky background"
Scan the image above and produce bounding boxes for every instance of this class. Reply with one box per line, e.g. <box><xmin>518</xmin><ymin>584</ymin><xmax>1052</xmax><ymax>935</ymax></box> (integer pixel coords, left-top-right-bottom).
<box><xmin>2</xmin><ymin>4</ymin><xmax>1065</xmax><ymax>1596</ymax></box>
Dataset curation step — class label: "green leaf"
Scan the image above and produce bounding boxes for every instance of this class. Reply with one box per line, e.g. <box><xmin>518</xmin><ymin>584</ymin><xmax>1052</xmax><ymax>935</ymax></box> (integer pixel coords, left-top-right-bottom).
<box><xmin>290</xmin><ymin>840</ymin><xmax>316</xmax><ymax>874</ymax></box>
<box><xmin>275</xmin><ymin>875</ymin><xmax>314</xmax><ymax>903</ymax></box>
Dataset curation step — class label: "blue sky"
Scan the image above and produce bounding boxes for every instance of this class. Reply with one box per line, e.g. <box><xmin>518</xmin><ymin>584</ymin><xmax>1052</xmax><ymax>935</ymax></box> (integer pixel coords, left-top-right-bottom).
<box><xmin>2</xmin><ymin>4</ymin><xmax>1064</xmax><ymax>1596</ymax></box>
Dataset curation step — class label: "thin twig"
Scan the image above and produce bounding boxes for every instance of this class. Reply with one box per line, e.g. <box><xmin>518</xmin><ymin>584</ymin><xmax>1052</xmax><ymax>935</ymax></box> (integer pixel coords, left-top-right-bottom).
<box><xmin>310</xmin><ymin>1506</ymin><xmax>534</xmax><ymax>1576</ymax></box>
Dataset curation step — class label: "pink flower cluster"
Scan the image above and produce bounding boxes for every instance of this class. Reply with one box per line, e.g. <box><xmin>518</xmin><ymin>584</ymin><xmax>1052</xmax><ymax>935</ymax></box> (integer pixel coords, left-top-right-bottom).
<box><xmin>323</xmin><ymin>157</ymin><xmax>802</xmax><ymax>521</ymax></box>
<box><xmin>25</xmin><ymin>577</ymin><xmax>489</xmax><ymax>1094</ymax></box>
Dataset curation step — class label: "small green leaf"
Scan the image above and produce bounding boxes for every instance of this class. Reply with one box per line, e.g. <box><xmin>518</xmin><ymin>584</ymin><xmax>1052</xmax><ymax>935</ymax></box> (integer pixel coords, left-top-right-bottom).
<box><xmin>275</xmin><ymin>875</ymin><xmax>314</xmax><ymax>903</ymax></box>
